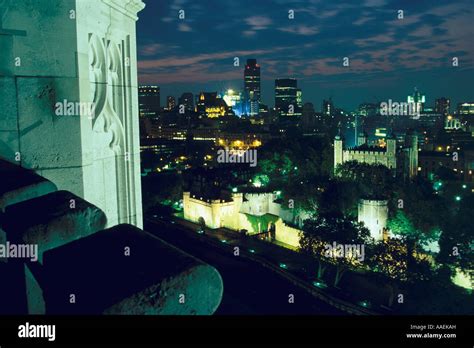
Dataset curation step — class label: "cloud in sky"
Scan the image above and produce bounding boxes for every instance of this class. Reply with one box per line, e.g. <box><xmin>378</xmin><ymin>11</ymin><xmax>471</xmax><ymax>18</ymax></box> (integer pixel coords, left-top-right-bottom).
<box><xmin>178</xmin><ymin>23</ymin><xmax>192</xmax><ymax>32</ymax></box>
<box><xmin>245</xmin><ymin>16</ymin><xmax>273</xmax><ymax>31</ymax></box>
<box><xmin>136</xmin><ymin>0</ymin><xmax>474</xmax><ymax>109</ymax></box>
<box><xmin>279</xmin><ymin>25</ymin><xmax>319</xmax><ymax>36</ymax></box>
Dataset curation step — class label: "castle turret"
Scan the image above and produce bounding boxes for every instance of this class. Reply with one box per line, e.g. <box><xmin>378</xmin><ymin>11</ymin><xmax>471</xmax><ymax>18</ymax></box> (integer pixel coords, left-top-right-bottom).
<box><xmin>358</xmin><ymin>199</ymin><xmax>388</xmax><ymax>241</ymax></box>
<box><xmin>334</xmin><ymin>135</ymin><xmax>343</xmax><ymax>174</ymax></box>
<box><xmin>357</xmin><ymin>131</ymin><xmax>368</xmax><ymax>146</ymax></box>
<box><xmin>385</xmin><ymin>134</ymin><xmax>397</xmax><ymax>171</ymax></box>
<box><xmin>386</xmin><ymin>134</ymin><xmax>397</xmax><ymax>156</ymax></box>
<box><xmin>405</xmin><ymin>133</ymin><xmax>419</xmax><ymax>178</ymax></box>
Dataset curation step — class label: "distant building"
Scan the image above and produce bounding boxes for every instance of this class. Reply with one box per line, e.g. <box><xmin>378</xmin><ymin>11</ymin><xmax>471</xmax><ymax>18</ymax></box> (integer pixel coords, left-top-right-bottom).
<box><xmin>407</xmin><ymin>88</ymin><xmax>425</xmax><ymax>116</ymax></box>
<box><xmin>222</xmin><ymin>89</ymin><xmax>244</xmax><ymax>116</ymax></box>
<box><xmin>196</xmin><ymin>92</ymin><xmax>232</xmax><ymax>118</ymax></box>
<box><xmin>435</xmin><ymin>97</ymin><xmax>450</xmax><ymax>116</ymax></box>
<box><xmin>138</xmin><ymin>85</ymin><xmax>160</xmax><ymax>118</ymax></box>
<box><xmin>358</xmin><ymin>103</ymin><xmax>379</xmax><ymax>117</ymax></box>
<box><xmin>178</xmin><ymin>92</ymin><xmax>194</xmax><ymax>111</ymax></box>
<box><xmin>457</xmin><ymin>102</ymin><xmax>474</xmax><ymax>115</ymax></box>
<box><xmin>418</xmin><ymin>150</ymin><xmax>474</xmax><ymax>183</ymax></box>
<box><xmin>301</xmin><ymin>102</ymin><xmax>316</xmax><ymax>130</ymax></box>
<box><xmin>296</xmin><ymin>89</ymin><xmax>303</xmax><ymax>108</ymax></box>
<box><xmin>244</xmin><ymin>59</ymin><xmax>261</xmax><ymax>116</ymax></box>
<box><xmin>166</xmin><ymin>96</ymin><xmax>176</xmax><ymax>110</ymax></box>
<box><xmin>275</xmin><ymin>78</ymin><xmax>301</xmax><ymax>116</ymax></box>
<box><xmin>322</xmin><ymin>98</ymin><xmax>334</xmax><ymax>117</ymax></box>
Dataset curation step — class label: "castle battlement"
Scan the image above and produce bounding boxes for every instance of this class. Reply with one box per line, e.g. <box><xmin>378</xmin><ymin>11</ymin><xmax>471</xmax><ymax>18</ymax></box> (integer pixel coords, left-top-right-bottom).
<box><xmin>344</xmin><ymin>150</ymin><xmax>388</xmax><ymax>156</ymax></box>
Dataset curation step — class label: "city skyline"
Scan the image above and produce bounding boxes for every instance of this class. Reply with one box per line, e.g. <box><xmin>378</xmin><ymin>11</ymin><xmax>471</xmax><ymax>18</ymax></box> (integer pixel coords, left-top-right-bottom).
<box><xmin>137</xmin><ymin>0</ymin><xmax>474</xmax><ymax>110</ymax></box>
<box><xmin>1</xmin><ymin>1</ymin><xmax>473</xmax><ymax>343</ymax></box>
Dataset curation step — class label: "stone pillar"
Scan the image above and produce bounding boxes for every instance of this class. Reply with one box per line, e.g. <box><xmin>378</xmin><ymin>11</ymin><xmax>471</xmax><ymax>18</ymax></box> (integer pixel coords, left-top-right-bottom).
<box><xmin>0</xmin><ymin>0</ymin><xmax>144</xmax><ymax>229</ymax></box>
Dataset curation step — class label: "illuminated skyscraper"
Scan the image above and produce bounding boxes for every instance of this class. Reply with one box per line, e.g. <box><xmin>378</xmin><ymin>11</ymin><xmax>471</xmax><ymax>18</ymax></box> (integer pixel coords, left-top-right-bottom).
<box><xmin>166</xmin><ymin>96</ymin><xmax>176</xmax><ymax>110</ymax></box>
<box><xmin>323</xmin><ymin>98</ymin><xmax>334</xmax><ymax>117</ymax></box>
<box><xmin>138</xmin><ymin>85</ymin><xmax>160</xmax><ymax>118</ymax></box>
<box><xmin>222</xmin><ymin>89</ymin><xmax>244</xmax><ymax>116</ymax></box>
<box><xmin>196</xmin><ymin>92</ymin><xmax>231</xmax><ymax>118</ymax></box>
<box><xmin>296</xmin><ymin>89</ymin><xmax>303</xmax><ymax>108</ymax></box>
<box><xmin>457</xmin><ymin>102</ymin><xmax>474</xmax><ymax>115</ymax></box>
<box><xmin>275</xmin><ymin>78</ymin><xmax>300</xmax><ymax>116</ymax></box>
<box><xmin>244</xmin><ymin>59</ymin><xmax>261</xmax><ymax>116</ymax></box>
<box><xmin>407</xmin><ymin>88</ymin><xmax>425</xmax><ymax>116</ymax></box>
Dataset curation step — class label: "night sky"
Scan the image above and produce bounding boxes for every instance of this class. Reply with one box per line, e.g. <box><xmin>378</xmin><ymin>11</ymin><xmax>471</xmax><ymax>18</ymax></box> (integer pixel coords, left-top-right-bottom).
<box><xmin>136</xmin><ymin>0</ymin><xmax>474</xmax><ymax>111</ymax></box>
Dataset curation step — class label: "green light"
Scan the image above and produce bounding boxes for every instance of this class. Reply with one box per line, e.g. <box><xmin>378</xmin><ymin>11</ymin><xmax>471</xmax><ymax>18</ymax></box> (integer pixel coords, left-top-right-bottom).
<box><xmin>279</xmin><ymin>263</ymin><xmax>288</xmax><ymax>269</ymax></box>
<box><xmin>249</xmin><ymin>249</ymin><xmax>255</xmax><ymax>253</ymax></box>
<box><xmin>455</xmin><ymin>196</ymin><xmax>461</xmax><ymax>201</ymax></box>
<box><xmin>312</xmin><ymin>281</ymin><xmax>327</xmax><ymax>289</ymax></box>
<box><xmin>232</xmin><ymin>187</ymin><xmax>238</xmax><ymax>193</ymax></box>
<box><xmin>462</xmin><ymin>184</ymin><xmax>467</xmax><ymax>189</ymax></box>
<box><xmin>313</xmin><ymin>280</ymin><xmax>328</xmax><ymax>289</ymax></box>
<box><xmin>221</xmin><ymin>239</ymin><xmax>227</xmax><ymax>243</ymax></box>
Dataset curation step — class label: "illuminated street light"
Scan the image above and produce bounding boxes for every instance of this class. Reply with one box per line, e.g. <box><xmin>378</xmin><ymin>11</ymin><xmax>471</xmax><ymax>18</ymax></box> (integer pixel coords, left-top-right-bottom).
<box><xmin>312</xmin><ymin>281</ymin><xmax>328</xmax><ymax>289</ymax></box>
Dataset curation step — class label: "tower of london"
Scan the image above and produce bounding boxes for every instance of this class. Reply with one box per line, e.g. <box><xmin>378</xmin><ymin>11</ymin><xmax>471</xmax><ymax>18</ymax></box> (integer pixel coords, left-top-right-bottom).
<box><xmin>334</xmin><ymin>132</ymin><xmax>418</xmax><ymax>178</ymax></box>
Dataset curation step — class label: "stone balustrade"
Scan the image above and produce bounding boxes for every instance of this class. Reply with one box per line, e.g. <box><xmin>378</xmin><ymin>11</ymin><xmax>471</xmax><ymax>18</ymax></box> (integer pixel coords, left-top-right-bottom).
<box><xmin>0</xmin><ymin>159</ymin><xmax>223</xmax><ymax>315</ymax></box>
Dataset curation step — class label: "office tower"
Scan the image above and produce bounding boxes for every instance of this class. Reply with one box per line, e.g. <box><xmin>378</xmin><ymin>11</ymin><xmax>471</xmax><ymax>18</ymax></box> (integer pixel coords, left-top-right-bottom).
<box><xmin>166</xmin><ymin>96</ymin><xmax>176</xmax><ymax>110</ymax></box>
<box><xmin>457</xmin><ymin>102</ymin><xmax>474</xmax><ymax>115</ymax></box>
<box><xmin>244</xmin><ymin>59</ymin><xmax>261</xmax><ymax>116</ymax></box>
<box><xmin>275</xmin><ymin>78</ymin><xmax>300</xmax><ymax>116</ymax></box>
<box><xmin>296</xmin><ymin>89</ymin><xmax>303</xmax><ymax>108</ymax></box>
<box><xmin>178</xmin><ymin>92</ymin><xmax>194</xmax><ymax>111</ymax></box>
<box><xmin>138</xmin><ymin>85</ymin><xmax>160</xmax><ymax>118</ymax></box>
<box><xmin>322</xmin><ymin>98</ymin><xmax>334</xmax><ymax>117</ymax></box>
<box><xmin>407</xmin><ymin>88</ymin><xmax>425</xmax><ymax>115</ymax></box>
<box><xmin>196</xmin><ymin>92</ymin><xmax>231</xmax><ymax>118</ymax></box>
<box><xmin>301</xmin><ymin>102</ymin><xmax>316</xmax><ymax>130</ymax></box>
<box><xmin>435</xmin><ymin>97</ymin><xmax>450</xmax><ymax>116</ymax></box>
<box><xmin>222</xmin><ymin>89</ymin><xmax>244</xmax><ymax>117</ymax></box>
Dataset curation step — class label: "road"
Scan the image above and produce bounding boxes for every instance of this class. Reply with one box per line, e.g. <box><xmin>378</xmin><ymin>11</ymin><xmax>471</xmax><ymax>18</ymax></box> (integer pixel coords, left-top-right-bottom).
<box><xmin>144</xmin><ymin>217</ymin><xmax>344</xmax><ymax>315</ymax></box>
